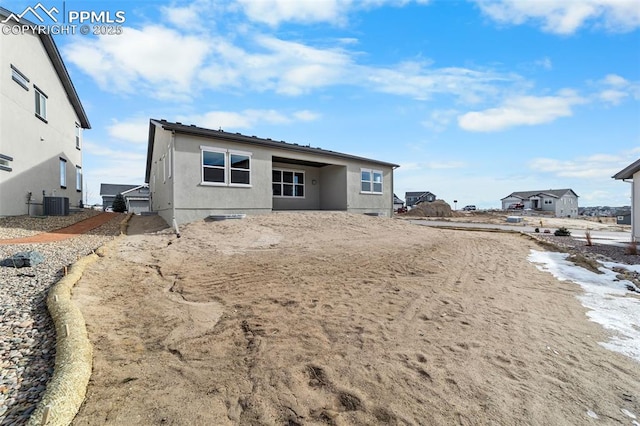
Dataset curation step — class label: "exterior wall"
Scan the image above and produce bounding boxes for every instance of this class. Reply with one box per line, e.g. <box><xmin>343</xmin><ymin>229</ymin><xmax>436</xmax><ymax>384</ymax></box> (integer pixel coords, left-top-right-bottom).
<box><xmin>272</xmin><ymin>162</ymin><xmax>321</xmax><ymax>210</ymax></box>
<box><xmin>346</xmin><ymin>163</ymin><xmax>394</xmax><ymax>216</ymax></box>
<box><xmin>149</xmin><ymin>128</ymin><xmax>174</xmax><ymax>224</ymax></box>
<box><xmin>320</xmin><ymin>165</ymin><xmax>347</xmax><ymax>210</ymax></box>
<box><xmin>555</xmin><ymin>194</ymin><xmax>578</xmax><ymax>218</ymax></box>
<box><xmin>0</xmin><ymin>26</ymin><xmax>83</xmax><ymax>216</ymax></box>
<box><xmin>501</xmin><ymin>197</ymin><xmax>521</xmax><ymax>210</ymax></box>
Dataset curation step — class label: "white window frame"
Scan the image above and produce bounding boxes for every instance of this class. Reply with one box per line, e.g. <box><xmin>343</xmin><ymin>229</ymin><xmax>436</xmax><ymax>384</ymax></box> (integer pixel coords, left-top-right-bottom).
<box><xmin>360</xmin><ymin>168</ymin><xmax>383</xmax><ymax>194</ymax></box>
<box><xmin>11</xmin><ymin>64</ymin><xmax>29</xmax><ymax>90</ymax></box>
<box><xmin>76</xmin><ymin>166</ymin><xmax>82</xmax><ymax>191</ymax></box>
<box><xmin>200</xmin><ymin>146</ymin><xmax>252</xmax><ymax>187</ymax></box>
<box><xmin>34</xmin><ymin>85</ymin><xmax>47</xmax><ymax>121</ymax></box>
<box><xmin>59</xmin><ymin>158</ymin><xmax>67</xmax><ymax>188</ymax></box>
<box><xmin>272</xmin><ymin>168</ymin><xmax>305</xmax><ymax>198</ymax></box>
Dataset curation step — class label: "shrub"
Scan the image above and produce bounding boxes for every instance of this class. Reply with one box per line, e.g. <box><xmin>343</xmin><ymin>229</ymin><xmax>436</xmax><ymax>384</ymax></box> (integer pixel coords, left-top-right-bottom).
<box><xmin>554</xmin><ymin>227</ymin><xmax>571</xmax><ymax>237</ymax></box>
<box><xmin>112</xmin><ymin>193</ymin><xmax>127</xmax><ymax>213</ymax></box>
<box><xmin>627</xmin><ymin>242</ymin><xmax>638</xmax><ymax>256</ymax></box>
<box><xmin>585</xmin><ymin>230</ymin><xmax>592</xmax><ymax>246</ymax></box>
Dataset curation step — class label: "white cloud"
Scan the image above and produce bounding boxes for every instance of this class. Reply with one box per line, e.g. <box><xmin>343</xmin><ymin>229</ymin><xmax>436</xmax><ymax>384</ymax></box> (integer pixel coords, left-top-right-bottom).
<box><xmin>528</xmin><ymin>152</ymin><xmax>636</xmax><ymax>180</ymax></box>
<box><xmin>107</xmin><ymin>119</ymin><xmax>149</xmax><ymax>144</ymax></box>
<box><xmin>64</xmin><ymin>25</ymin><xmax>212</xmax><ymax>100</ymax></box>
<box><xmin>421</xmin><ymin>109</ymin><xmax>458</xmax><ymax>132</ymax></box>
<box><xmin>176</xmin><ymin>108</ymin><xmax>320</xmax><ymax>130</ymax></box>
<box><xmin>535</xmin><ymin>57</ymin><xmax>553</xmax><ymax>70</ymax></box>
<box><xmin>236</xmin><ymin>0</ymin><xmax>431</xmax><ymax>26</ymax></box>
<box><xmin>458</xmin><ymin>91</ymin><xmax>586</xmax><ymax>132</ymax></box>
<box><xmin>474</xmin><ymin>0</ymin><xmax>640</xmax><ymax>34</ymax></box>
<box><xmin>593</xmin><ymin>74</ymin><xmax>640</xmax><ymax>106</ymax></box>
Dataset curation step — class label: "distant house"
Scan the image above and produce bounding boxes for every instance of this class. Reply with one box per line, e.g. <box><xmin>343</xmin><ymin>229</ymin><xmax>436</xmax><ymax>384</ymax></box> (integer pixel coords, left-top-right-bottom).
<box><xmin>616</xmin><ymin>209</ymin><xmax>631</xmax><ymax>226</ymax></box>
<box><xmin>0</xmin><ymin>7</ymin><xmax>90</xmax><ymax>216</ymax></box>
<box><xmin>393</xmin><ymin>194</ymin><xmax>405</xmax><ymax>211</ymax></box>
<box><xmin>501</xmin><ymin>189</ymin><xmax>579</xmax><ymax>218</ymax></box>
<box><xmin>405</xmin><ymin>191</ymin><xmax>436</xmax><ymax>208</ymax></box>
<box><xmin>100</xmin><ymin>183</ymin><xmax>150</xmax><ymax>213</ymax></box>
<box><xmin>613</xmin><ymin>158</ymin><xmax>640</xmax><ymax>241</ymax></box>
<box><xmin>145</xmin><ymin>119</ymin><xmax>399</xmax><ymax>225</ymax></box>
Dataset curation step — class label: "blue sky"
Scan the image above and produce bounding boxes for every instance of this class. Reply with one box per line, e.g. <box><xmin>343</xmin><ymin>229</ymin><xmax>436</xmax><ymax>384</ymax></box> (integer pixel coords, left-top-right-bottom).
<box><xmin>4</xmin><ymin>0</ymin><xmax>639</xmax><ymax>207</ymax></box>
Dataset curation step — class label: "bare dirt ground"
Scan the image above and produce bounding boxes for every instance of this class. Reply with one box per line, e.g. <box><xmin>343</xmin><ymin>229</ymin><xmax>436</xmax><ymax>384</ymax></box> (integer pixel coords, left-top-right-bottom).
<box><xmin>71</xmin><ymin>213</ymin><xmax>639</xmax><ymax>425</ymax></box>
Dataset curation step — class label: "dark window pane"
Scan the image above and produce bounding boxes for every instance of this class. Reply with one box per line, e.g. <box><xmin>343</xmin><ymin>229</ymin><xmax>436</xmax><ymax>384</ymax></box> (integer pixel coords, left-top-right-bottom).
<box><xmin>361</xmin><ymin>182</ymin><xmax>371</xmax><ymax>192</ymax></box>
<box><xmin>203</xmin><ymin>167</ymin><xmax>224</xmax><ymax>182</ymax></box>
<box><xmin>231</xmin><ymin>169</ymin><xmax>250</xmax><ymax>184</ymax></box>
<box><xmin>294</xmin><ymin>173</ymin><xmax>304</xmax><ymax>184</ymax></box>
<box><xmin>230</xmin><ymin>154</ymin><xmax>250</xmax><ymax>169</ymax></box>
<box><xmin>361</xmin><ymin>170</ymin><xmax>371</xmax><ymax>182</ymax></box>
<box><xmin>273</xmin><ymin>183</ymin><xmax>281</xmax><ymax>196</ymax></box>
<box><xmin>203</xmin><ymin>151</ymin><xmax>225</xmax><ymax>167</ymax></box>
<box><xmin>373</xmin><ymin>182</ymin><xmax>382</xmax><ymax>193</ymax></box>
<box><xmin>295</xmin><ymin>185</ymin><xmax>304</xmax><ymax>197</ymax></box>
<box><xmin>273</xmin><ymin>170</ymin><xmax>281</xmax><ymax>182</ymax></box>
<box><xmin>283</xmin><ymin>184</ymin><xmax>293</xmax><ymax>196</ymax></box>
<box><xmin>373</xmin><ymin>172</ymin><xmax>382</xmax><ymax>183</ymax></box>
<box><xmin>283</xmin><ymin>171</ymin><xmax>293</xmax><ymax>183</ymax></box>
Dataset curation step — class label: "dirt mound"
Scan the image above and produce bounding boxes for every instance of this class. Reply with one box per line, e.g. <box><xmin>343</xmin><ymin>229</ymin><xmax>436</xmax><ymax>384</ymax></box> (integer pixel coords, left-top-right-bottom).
<box><xmin>405</xmin><ymin>199</ymin><xmax>454</xmax><ymax>217</ymax></box>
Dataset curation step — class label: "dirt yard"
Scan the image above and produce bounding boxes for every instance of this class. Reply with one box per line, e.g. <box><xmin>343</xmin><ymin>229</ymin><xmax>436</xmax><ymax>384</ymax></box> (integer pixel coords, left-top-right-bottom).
<box><xmin>71</xmin><ymin>213</ymin><xmax>639</xmax><ymax>425</ymax></box>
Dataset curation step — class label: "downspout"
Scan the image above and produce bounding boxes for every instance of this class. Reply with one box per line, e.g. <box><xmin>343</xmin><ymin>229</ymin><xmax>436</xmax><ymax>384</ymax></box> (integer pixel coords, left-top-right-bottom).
<box><xmin>170</xmin><ymin>131</ymin><xmax>180</xmax><ymax>238</ymax></box>
<box><xmin>391</xmin><ymin>166</ymin><xmax>398</xmax><ymax>217</ymax></box>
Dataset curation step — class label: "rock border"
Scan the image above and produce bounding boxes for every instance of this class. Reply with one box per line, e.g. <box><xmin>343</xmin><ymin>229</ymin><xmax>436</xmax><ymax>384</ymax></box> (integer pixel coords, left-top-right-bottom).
<box><xmin>27</xmin><ymin>214</ymin><xmax>132</xmax><ymax>426</ymax></box>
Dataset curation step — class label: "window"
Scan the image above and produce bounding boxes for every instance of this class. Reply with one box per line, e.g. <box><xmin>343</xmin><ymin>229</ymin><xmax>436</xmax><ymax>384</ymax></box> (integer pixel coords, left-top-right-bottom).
<box><xmin>273</xmin><ymin>169</ymin><xmax>304</xmax><ymax>198</ymax></box>
<box><xmin>59</xmin><ymin>158</ymin><xmax>67</xmax><ymax>188</ymax></box>
<box><xmin>34</xmin><ymin>85</ymin><xmax>47</xmax><ymax>121</ymax></box>
<box><xmin>11</xmin><ymin>64</ymin><xmax>29</xmax><ymax>90</ymax></box>
<box><xmin>75</xmin><ymin>124</ymin><xmax>81</xmax><ymax>149</ymax></box>
<box><xmin>361</xmin><ymin>168</ymin><xmax>383</xmax><ymax>194</ymax></box>
<box><xmin>76</xmin><ymin>166</ymin><xmax>82</xmax><ymax>191</ymax></box>
<box><xmin>201</xmin><ymin>147</ymin><xmax>251</xmax><ymax>186</ymax></box>
<box><xmin>0</xmin><ymin>154</ymin><xmax>13</xmax><ymax>172</ymax></box>
<box><xmin>544</xmin><ymin>199</ymin><xmax>553</xmax><ymax>205</ymax></box>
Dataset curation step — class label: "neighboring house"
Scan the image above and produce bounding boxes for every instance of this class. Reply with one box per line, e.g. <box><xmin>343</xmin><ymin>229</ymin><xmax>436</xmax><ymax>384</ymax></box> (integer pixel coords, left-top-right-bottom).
<box><xmin>393</xmin><ymin>194</ymin><xmax>405</xmax><ymax>211</ymax></box>
<box><xmin>145</xmin><ymin>119</ymin><xmax>399</xmax><ymax>225</ymax></box>
<box><xmin>616</xmin><ymin>209</ymin><xmax>631</xmax><ymax>226</ymax></box>
<box><xmin>613</xmin><ymin>158</ymin><xmax>640</xmax><ymax>241</ymax></box>
<box><xmin>100</xmin><ymin>183</ymin><xmax>150</xmax><ymax>213</ymax></box>
<box><xmin>0</xmin><ymin>8</ymin><xmax>90</xmax><ymax>216</ymax></box>
<box><xmin>405</xmin><ymin>191</ymin><xmax>436</xmax><ymax>207</ymax></box>
<box><xmin>501</xmin><ymin>189</ymin><xmax>579</xmax><ymax>218</ymax></box>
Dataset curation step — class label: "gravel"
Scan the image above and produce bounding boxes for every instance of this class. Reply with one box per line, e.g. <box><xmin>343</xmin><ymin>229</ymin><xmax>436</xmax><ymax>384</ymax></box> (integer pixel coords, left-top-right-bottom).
<box><xmin>0</xmin><ymin>213</ymin><xmax>121</xmax><ymax>425</ymax></box>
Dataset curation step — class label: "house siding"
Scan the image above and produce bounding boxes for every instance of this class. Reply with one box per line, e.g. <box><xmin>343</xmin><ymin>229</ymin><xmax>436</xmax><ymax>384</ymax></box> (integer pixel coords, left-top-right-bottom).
<box><xmin>0</xmin><ymin>25</ymin><xmax>84</xmax><ymax>216</ymax></box>
<box><xmin>633</xmin><ymin>171</ymin><xmax>640</xmax><ymax>241</ymax></box>
<box><xmin>149</xmin><ymin>123</ymin><xmax>395</xmax><ymax>225</ymax></box>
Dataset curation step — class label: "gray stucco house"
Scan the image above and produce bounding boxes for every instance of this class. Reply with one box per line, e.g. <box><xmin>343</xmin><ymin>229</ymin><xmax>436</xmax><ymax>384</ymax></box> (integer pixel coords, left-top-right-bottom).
<box><xmin>501</xmin><ymin>189</ymin><xmax>579</xmax><ymax>218</ymax></box>
<box><xmin>145</xmin><ymin>119</ymin><xmax>399</xmax><ymax>225</ymax></box>
<box><xmin>100</xmin><ymin>183</ymin><xmax>150</xmax><ymax>214</ymax></box>
<box><xmin>0</xmin><ymin>7</ymin><xmax>90</xmax><ymax>216</ymax></box>
<box><xmin>405</xmin><ymin>191</ymin><xmax>436</xmax><ymax>207</ymax></box>
<box><xmin>613</xmin><ymin>158</ymin><xmax>640</xmax><ymax>241</ymax></box>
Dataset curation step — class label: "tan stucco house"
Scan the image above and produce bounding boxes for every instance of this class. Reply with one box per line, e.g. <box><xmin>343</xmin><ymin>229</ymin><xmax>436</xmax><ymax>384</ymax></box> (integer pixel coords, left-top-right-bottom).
<box><xmin>0</xmin><ymin>7</ymin><xmax>90</xmax><ymax>216</ymax></box>
<box><xmin>501</xmin><ymin>189</ymin><xmax>579</xmax><ymax>218</ymax></box>
<box><xmin>145</xmin><ymin>119</ymin><xmax>399</xmax><ymax>225</ymax></box>
<box><xmin>613</xmin><ymin>158</ymin><xmax>640</xmax><ymax>241</ymax></box>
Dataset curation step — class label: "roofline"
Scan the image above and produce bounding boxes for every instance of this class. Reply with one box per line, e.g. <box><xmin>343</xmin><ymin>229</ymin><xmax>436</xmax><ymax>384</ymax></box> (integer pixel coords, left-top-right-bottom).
<box><xmin>120</xmin><ymin>184</ymin><xmax>149</xmax><ymax>195</ymax></box>
<box><xmin>613</xmin><ymin>158</ymin><xmax>640</xmax><ymax>180</ymax></box>
<box><xmin>0</xmin><ymin>7</ymin><xmax>90</xmax><ymax>129</ymax></box>
<box><xmin>146</xmin><ymin>119</ymin><xmax>399</xmax><ymax>181</ymax></box>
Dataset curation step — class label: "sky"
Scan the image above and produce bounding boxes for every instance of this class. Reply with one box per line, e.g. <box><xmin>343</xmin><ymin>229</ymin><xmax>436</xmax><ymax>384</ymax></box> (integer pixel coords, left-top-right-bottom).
<box><xmin>3</xmin><ymin>0</ymin><xmax>640</xmax><ymax>208</ymax></box>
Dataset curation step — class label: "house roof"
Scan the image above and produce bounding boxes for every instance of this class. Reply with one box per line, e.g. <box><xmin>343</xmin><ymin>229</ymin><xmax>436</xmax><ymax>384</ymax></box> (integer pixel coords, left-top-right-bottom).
<box><xmin>613</xmin><ymin>158</ymin><xmax>640</xmax><ymax>180</ymax></box>
<box><xmin>0</xmin><ymin>7</ymin><xmax>90</xmax><ymax>129</ymax></box>
<box><xmin>501</xmin><ymin>189</ymin><xmax>578</xmax><ymax>200</ymax></box>
<box><xmin>393</xmin><ymin>194</ymin><xmax>404</xmax><ymax>204</ymax></box>
<box><xmin>145</xmin><ymin>119</ymin><xmax>399</xmax><ymax>182</ymax></box>
<box><xmin>100</xmin><ymin>183</ymin><xmax>140</xmax><ymax>197</ymax></box>
<box><xmin>405</xmin><ymin>191</ymin><xmax>436</xmax><ymax>198</ymax></box>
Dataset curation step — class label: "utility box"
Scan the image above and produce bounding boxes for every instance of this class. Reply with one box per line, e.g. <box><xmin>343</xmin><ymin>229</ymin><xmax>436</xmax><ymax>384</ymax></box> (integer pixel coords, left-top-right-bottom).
<box><xmin>43</xmin><ymin>196</ymin><xmax>69</xmax><ymax>216</ymax></box>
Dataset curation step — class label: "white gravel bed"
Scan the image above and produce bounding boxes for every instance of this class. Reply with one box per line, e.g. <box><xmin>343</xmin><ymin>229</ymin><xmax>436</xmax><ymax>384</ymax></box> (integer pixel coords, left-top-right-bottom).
<box><xmin>0</xmin><ymin>210</ymin><xmax>103</xmax><ymax>239</ymax></box>
<box><xmin>0</xmin><ymin>216</ymin><xmax>121</xmax><ymax>425</ymax></box>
